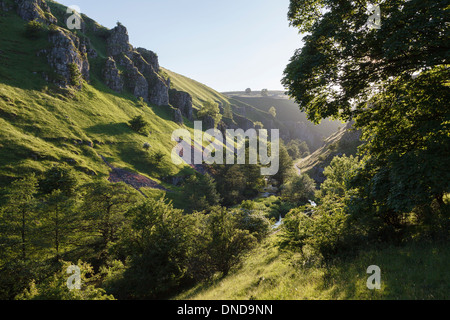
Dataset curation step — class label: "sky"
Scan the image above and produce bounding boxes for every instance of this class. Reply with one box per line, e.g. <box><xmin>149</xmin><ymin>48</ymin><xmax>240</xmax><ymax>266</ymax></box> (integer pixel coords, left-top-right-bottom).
<box><xmin>57</xmin><ymin>0</ymin><xmax>303</xmax><ymax>92</ymax></box>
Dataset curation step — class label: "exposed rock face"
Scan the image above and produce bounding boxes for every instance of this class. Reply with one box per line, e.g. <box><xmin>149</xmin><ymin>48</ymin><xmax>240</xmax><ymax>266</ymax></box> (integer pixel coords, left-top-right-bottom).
<box><xmin>202</xmin><ymin>115</ymin><xmax>216</xmax><ymax>130</ymax></box>
<box><xmin>136</xmin><ymin>47</ymin><xmax>159</xmax><ymax>72</ymax></box>
<box><xmin>15</xmin><ymin>0</ymin><xmax>57</xmax><ymax>24</ymax></box>
<box><xmin>169</xmin><ymin>89</ymin><xmax>193</xmax><ymax>121</ymax></box>
<box><xmin>233</xmin><ymin>114</ymin><xmax>254</xmax><ymax>131</ymax></box>
<box><xmin>106</xmin><ymin>23</ymin><xmax>132</xmax><ymax>56</ymax></box>
<box><xmin>103</xmin><ymin>57</ymin><xmax>123</xmax><ymax>93</ymax></box>
<box><xmin>48</xmin><ymin>27</ymin><xmax>89</xmax><ymax>88</ymax></box>
<box><xmin>105</xmin><ymin>24</ymin><xmax>169</xmax><ymax>105</ymax></box>
<box><xmin>173</xmin><ymin>108</ymin><xmax>183</xmax><ymax>124</ymax></box>
<box><xmin>120</xmin><ymin>55</ymin><xmax>148</xmax><ymax>101</ymax></box>
<box><xmin>148</xmin><ymin>74</ymin><xmax>169</xmax><ymax>105</ymax></box>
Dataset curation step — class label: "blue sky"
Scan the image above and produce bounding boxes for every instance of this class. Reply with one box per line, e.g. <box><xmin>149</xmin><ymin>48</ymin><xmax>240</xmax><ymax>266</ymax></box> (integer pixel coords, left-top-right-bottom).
<box><xmin>58</xmin><ymin>0</ymin><xmax>303</xmax><ymax>92</ymax></box>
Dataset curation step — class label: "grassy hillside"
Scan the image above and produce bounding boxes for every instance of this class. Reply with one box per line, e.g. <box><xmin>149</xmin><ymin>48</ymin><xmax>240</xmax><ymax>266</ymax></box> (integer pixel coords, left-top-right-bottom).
<box><xmin>0</xmin><ymin>5</ymin><xmax>231</xmax><ymax>201</ymax></box>
<box><xmin>177</xmin><ymin>233</ymin><xmax>450</xmax><ymax>300</ymax></box>
<box><xmin>297</xmin><ymin>123</ymin><xmax>362</xmax><ymax>184</ymax></box>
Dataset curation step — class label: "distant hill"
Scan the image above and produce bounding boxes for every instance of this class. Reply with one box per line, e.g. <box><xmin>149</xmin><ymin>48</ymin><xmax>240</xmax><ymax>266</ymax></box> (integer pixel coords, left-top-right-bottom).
<box><xmin>223</xmin><ymin>91</ymin><xmax>343</xmax><ymax>151</ymax></box>
<box><xmin>297</xmin><ymin>122</ymin><xmax>362</xmax><ymax>184</ymax></box>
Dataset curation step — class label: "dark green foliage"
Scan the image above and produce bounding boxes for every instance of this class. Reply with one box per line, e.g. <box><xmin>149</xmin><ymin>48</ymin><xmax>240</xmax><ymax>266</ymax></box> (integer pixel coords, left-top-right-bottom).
<box><xmin>24</xmin><ymin>20</ymin><xmax>45</xmax><ymax>39</ymax></box>
<box><xmin>128</xmin><ymin>115</ymin><xmax>149</xmax><ymax>135</ymax></box>
<box><xmin>1</xmin><ymin>174</ymin><xmax>39</xmax><ymax>262</ymax></box>
<box><xmin>109</xmin><ymin>198</ymin><xmax>197</xmax><ymax>299</ymax></box>
<box><xmin>183</xmin><ymin>173</ymin><xmax>221</xmax><ymax>213</ymax></box>
<box><xmin>281</xmin><ymin>174</ymin><xmax>316</xmax><ymax>205</ymax></box>
<box><xmin>68</xmin><ymin>63</ymin><xmax>82</xmax><ymax>87</ymax></box>
<box><xmin>205</xmin><ymin>207</ymin><xmax>257</xmax><ymax>276</ymax></box>
<box><xmin>272</xmin><ymin>142</ymin><xmax>293</xmax><ymax>187</ymax></box>
<box><xmin>39</xmin><ymin>165</ymin><xmax>78</xmax><ymax>197</ymax></box>
<box><xmin>39</xmin><ymin>190</ymin><xmax>80</xmax><ymax>261</ymax></box>
<box><xmin>283</xmin><ymin>0</ymin><xmax>450</xmax><ymax>243</ymax></box>
<box><xmin>213</xmin><ymin>164</ymin><xmax>264</xmax><ymax>206</ymax></box>
<box><xmin>81</xmin><ymin>181</ymin><xmax>141</xmax><ymax>264</ymax></box>
<box><xmin>286</xmin><ymin>139</ymin><xmax>309</xmax><ymax>159</ymax></box>
<box><xmin>197</xmin><ymin>100</ymin><xmax>222</xmax><ymax>124</ymax></box>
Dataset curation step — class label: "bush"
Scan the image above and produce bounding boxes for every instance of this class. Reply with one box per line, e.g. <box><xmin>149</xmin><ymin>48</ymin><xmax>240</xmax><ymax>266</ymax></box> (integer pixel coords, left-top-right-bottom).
<box><xmin>280</xmin><ymin>196</ymin><xmax>356</xmax><ymax>261</ymax></box>
<box><xmin>17</xmin><ymin>261</ymin><xmax>115</xmax><ymax>300</ymax></box>
<box><xmin>25</xmin><ymin>20</ymin><xmax>45</xmax><ymax>39</ymax></box>
<box><xmin>68</xmin><ymin>63</ymin><xmax>82</xmax><ymax>87</ymax></box>
<box><xmin>128</xmin><ymin>115</ymin><xmax>149</xmax><ymax>135</ymax></box>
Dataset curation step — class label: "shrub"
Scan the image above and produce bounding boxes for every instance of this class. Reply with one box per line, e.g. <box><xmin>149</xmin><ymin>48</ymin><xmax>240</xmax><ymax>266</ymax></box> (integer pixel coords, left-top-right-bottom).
<box><xmin>128</xmin><ymin>115</ymin><xmax>149</xmax><ymax>135</ymax></box>
<box><xmin>25</xmin><ymin>20</ymin><xmax>45</xmax><ymax>39</ymax></box>
<box><xmin>68</xmin><ymin>63</ymin><xmax>82</xmax><ymax>87</ymax></box>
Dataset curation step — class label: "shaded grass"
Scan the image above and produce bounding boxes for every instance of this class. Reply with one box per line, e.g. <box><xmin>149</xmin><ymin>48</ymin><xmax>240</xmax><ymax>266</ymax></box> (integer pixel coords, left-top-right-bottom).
<box><xmin>176</xmin><ymin>234</ymin><xmax>450</xmax><ymax>300</ymax></box>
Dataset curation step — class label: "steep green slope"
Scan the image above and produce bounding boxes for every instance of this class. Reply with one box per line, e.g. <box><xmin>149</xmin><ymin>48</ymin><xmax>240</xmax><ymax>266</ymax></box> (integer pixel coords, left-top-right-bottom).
<box><xmin>177</xmin><ymin>233</ymin><xmax>450</xmax><ymax>300</ymax></box>
<box><xmin>297</xmin><ymin>122</ymin><xmax>362</xmax><ymax>184</ymax></box>
<box><xmin>162</xmin><ymin>68</ymin><xmax>229</xmax><ymax>112</ymax></box>
<box><xmin>0</xmin><ymin>4</ymin><xmax>226</xmax><ymax>196</ymax></box>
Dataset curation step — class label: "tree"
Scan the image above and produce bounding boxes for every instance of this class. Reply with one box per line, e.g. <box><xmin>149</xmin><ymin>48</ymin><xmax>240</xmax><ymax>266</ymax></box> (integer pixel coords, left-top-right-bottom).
<box><xmin>1</xmin><ymin>174</ymin><xmax>39</xmax><ymax>261</ymax></box>
<box><xmin>245</xmin><ymin>88</ymin><xmax>252</xmax><ymax>94</ymax></box>
<box><xmin>223</xmin><ymin>104</ymin><xmax>233</xmax><ymax>119</ymax></box>
<box><xmin>272</xmin><ymin>142</ymin><xmax>294</xmax><ymax>187</ymax></box>
<box><xmin>111</xmin><ymin>198</ymin><xmax>199</xmax><ymax>299</ymax></box>
<box><xmin>206</xmin><ymin>207</ymin><xmax>257</xmax><ymax>276</ymax></box>
<box><xmin>197</xmin><ymin>100</ymin><xmax>222</xmax><ymax>124</ymax></box>
<box><xmin>269</xmin><ymin>106</ymin><xmax>277</xmax><ymax>118</ymax></box>
<box><xmin>283</xmin><ymin>0</ymin><xmax>448</xmax><ymax>124</ymax></box>
<box><xmin>128</xmin><ymin>115</ymin><xmax>149</xmax><ymax>135</ymax></box>
<box><xmin>39</xmin><ymin>165</ymin><xmax>78</xmax><ymax>197</ymax></box>
<box><xmin>281</xmin><ymin>174</ymin><xmax>316</xmax><ymax>205</ymax></box>
<box><xmin>183</xmin><ymin>173</ymin><xmax>221</xmax><ymax>213</ymax></box>
<box><xmin>40</xmin><ymin>190</ymin><xmax>79</xmax><ymax>261</ymax></box>
<box><xmin>17</xmin><ymin>261</ymin><xmax>115</xmax><ymax>300</ymax></box>
<box><xmin>81</xmin><ymin>181</ymin><xmax>141</xmax><ymax>262</ymax></box>
<box><xmin>25</xmin><ymin>20</ymin><xmax>45</xmax><ymax>39</ymax></box>
<box><xmin>261</xmin><ymin>89</ymin><xmax>269</xmax><ymax>97</ymax></box>
<box><xmin>319</xmin><ymin>155</ymin><xmax>362</xmax><ymax>199</ymax></box>
<box><xmin>283</xmin><ymin>0</ymin><xmax>449</xmax><ymax>219</ymax></box>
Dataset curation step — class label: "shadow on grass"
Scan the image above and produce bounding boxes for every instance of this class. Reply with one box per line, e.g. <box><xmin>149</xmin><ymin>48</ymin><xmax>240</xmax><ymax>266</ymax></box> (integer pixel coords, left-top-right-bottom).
<box><xmin>319</xmin><ymin>242</ymin><xmax>450</xmax><ymax>300</ymax></box>
<box><xmin>86</xmin><ymin>122</ymin><xmax>131</xmax><ymax>136</ymax></box>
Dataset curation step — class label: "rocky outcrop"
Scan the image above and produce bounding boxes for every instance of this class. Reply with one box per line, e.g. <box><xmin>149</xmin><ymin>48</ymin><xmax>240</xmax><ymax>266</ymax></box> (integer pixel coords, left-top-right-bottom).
<box><xmin>47</xmin><ymin>27</ymin><xmax>89</xmax><ymax>88</ymax></box>
<box><xmin>103</xmin><ymin>57</ymin><xmax>123</xmax><ymax>93</ymax></box>
<box><xmin>147</xmin><ymin>71</ymin><xmax>169</xmax><ymax>105</ymax></box>
<box><xmin>173</xmin><ymin>108</ymin><xmax>183</xmax><ymax>124</ymax></box>
<box><xmin>233</xmin><ymin>114</ymin><xmax>254</xmax><ymax>131</ymax></box>
<box><xmin>169</xmin><ymin>89</ymin><xmax>193</xmax><ymax>121</ymax></box>
<box><xmin>120</xmin><ymin>55</ymin><xmax>148</xmax><ymax>101</ymax></box>
<box><xmin>136</xmin><ymin>47</ymin><xmax>159</xmax><ymax>72</ymax></box>
<box><xmin>106</xmin><ymin>23</ymin><xmax>132</xmax><ymax>56</ymax></box>
<box><xmin>105</xmin><ymin>23</ymin><xmax>169</xmax><ymax>105</ymax></box>
<box><xmin>15</xmin><ymin>0</ymin><xmax>57</xmax><ymax>24</ymax></box>
<box><xmin>202</xmin><ymin>115</ymin><xmax>216</xmax><ymax>130</ymax></box>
